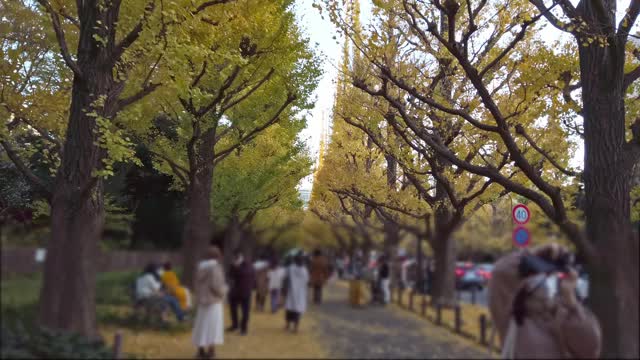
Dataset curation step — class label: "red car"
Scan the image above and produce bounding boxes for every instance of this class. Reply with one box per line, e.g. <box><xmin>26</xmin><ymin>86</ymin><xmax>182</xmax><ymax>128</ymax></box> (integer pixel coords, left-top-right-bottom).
<box><xmin>475</xmin><ymin>264</ymin><xmax>494</xmax><ymax>282</ymax></box>
<box><xmin>455</xmin><ymin>262</ymin><xmax>474</xmax><ymax>278</ymax></box>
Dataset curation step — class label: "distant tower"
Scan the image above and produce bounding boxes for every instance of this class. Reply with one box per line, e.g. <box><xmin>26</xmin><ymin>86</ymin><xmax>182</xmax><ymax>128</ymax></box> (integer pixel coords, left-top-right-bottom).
<box><xmin>309</xmin><ymin>110</ymin><xmax>329</xmax><ymax>203</ymax></box>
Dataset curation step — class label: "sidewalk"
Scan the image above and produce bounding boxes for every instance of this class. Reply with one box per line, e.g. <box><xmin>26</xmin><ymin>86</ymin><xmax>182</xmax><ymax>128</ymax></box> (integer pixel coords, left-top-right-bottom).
<box><xmin>312</xmin><ymin>281</ymin><xmax>489</xmax><ymax>359</ymax></box>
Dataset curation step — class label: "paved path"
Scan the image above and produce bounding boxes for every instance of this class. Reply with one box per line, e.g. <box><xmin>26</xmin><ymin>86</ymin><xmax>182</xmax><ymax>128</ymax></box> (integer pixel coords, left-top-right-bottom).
<box><xmin>311</xmin><ymin>281</ymin><xmax>489</xmax><ymax>359</ymax></box>
<box><xmin>458</xmin><ymin>287</ymin><xmax>488</xmax><ymax>307</ymax></box>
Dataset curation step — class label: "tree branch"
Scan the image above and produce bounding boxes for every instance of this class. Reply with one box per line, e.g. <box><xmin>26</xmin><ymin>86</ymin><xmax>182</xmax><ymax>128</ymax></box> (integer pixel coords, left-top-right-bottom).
<box><xmin>147</xmin><ymin>150</ymin><xmax>189</xmax><ymax>186</ymax></box>
<box><xmin>116</xmin><ymin>82</ymin><xmax>161</xmax><ymax>111</ymax></box>
<box><xmin>515</xmin><ymin>124</ymin><xmax>582</xmax><ymax>177</ymax></box>
<box><xmin>0</xmin><ymin>140</ymin><xmax>52</xmax><ymax>202</ymax></box>
<box><xmin>36</xmin><ymin>0</ymin><xmax>82</xmax><ymax>78</ymax></box>
<box><xmin>213</xmin><ymin>92</ymin><xmax>296</xmax><ymax>164</ymax></box>
<box><xmin>623</xmin><ymin>65</ymin><xmax>640</xmax><ymax>92</ymax></box>
<box><xmin>617</xmin><ymin>0</ymin><xmax>640</xmax><ymax>41</ymax></box>
<box><xmin>191</xmin><ymin>61</ymin><xmax>208</xmax><ymax>88</ymax></box>
<box><xmin>624</xmin><ymin>117</ymin><xmax>640</xmax><ymax>172</ymax></box>
<box><xmin>196</xmin><ymin>65</ymin><xmax>242</xmax><ymax>117</ymax></box>
<box><xmin>194</xmin><ymin>0</ymin><xmax>233</xmax><ymax>14</ymax></box>
<box><xmin>112</xmin><ymin>0</ymin><xmax>156</xmax><ymax>65</ymax></box>
<box><xmin>528</xmin><ymin>0</ymin><xmax>570</xmax><ymax>34</ymax></box>
<box><xmin>221</xmin><ymin>68</ymin><xmax>275</xmax><ymax>112</ymax></box>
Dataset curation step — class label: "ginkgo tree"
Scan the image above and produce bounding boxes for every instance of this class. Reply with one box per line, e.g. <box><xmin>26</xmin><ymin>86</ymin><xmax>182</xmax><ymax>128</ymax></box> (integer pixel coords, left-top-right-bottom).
<box><xmin>137</xmin><ymin>0</ymin><xmax>321</xmax><ymax>286</ymax></box>
<box><xmin>320</xmin><ymin>0</ymin><xmax>640</xmax><ymax>356</ymax></box>
<box><xmin>1</xmin><ymin>0</ymin><xmax>237</xmax><ymax>337</ymax></box>
<box><xmin>0</xmin><ymin>0</ymin><xmax>317</xmax><ymax>338</ymax></box>
<box><xmin>210</xmin><ymin>122</ymin><xmax>313</xmax><ymax>265</ymax></box>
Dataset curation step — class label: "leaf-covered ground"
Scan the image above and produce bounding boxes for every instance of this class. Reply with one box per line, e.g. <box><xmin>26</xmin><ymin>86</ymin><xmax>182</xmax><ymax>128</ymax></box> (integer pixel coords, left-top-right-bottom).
<box><xmin>101</xmin><ymin>305</ymin><xmax>327</xmax><ymax>359</ymax></box>
<box><xmin>100</xmin><ymin>278</ymin><xmax>494</xmax><ymax>359</ymax></box>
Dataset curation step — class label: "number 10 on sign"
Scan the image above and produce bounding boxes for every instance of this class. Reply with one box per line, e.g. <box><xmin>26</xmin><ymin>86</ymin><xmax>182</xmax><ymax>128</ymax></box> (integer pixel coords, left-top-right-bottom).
<box><xmin>512</xmin><ymin>204</ymin><xmax>530</xmax><ymax>225</ymax></box>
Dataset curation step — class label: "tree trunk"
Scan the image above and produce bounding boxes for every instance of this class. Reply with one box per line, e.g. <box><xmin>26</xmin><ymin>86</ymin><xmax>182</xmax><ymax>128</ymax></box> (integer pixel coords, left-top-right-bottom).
<box><xmin>428</xmin><ymin>183</ymin><xmax>460</xmax><ymax>306</ymax></box>
<box><xmin>578</xmin><ymin>2</ymin><xmax>639</xmax><ymax>356</ymax></box>
<box><xmin>38</xmin><ymin>2</ymin><xmax>126</xmax><ymax>336</ymax></box>
<box><xmin>181</xmin><ymin>164</ymin><xmax>214</xmax><ymax>288</ymax></box>
<box><xmin>429</xmin><ymin>230</ymin><xmax>457</xmax><ymax>307</ymax></box>
<box><xmin>222</xmin><ymin>216</ymin><xmax>241</xmax><ymax>272</ymax></box>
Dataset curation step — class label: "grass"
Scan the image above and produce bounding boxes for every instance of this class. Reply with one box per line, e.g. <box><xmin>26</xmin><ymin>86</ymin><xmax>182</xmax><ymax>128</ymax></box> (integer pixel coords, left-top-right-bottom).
<box><xmin>1</xmin><ymin>272</ymin><xmax>328</xmax><ymax>359</ymax></box>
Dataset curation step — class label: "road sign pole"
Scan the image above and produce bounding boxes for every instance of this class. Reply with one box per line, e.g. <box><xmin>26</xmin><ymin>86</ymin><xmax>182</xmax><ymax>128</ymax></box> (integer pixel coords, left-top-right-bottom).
<box><xmin>511</xmin><ymin>203</ymin><xmax>531</xmax><ymax>248</ymax></box>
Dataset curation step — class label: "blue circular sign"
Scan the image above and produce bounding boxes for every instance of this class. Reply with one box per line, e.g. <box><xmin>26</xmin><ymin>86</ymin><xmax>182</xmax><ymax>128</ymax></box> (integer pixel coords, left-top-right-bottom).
<box><xmin>512</xmin><ymin>226</ymin><xmax>531</xmax><ymax>247</ymax></box>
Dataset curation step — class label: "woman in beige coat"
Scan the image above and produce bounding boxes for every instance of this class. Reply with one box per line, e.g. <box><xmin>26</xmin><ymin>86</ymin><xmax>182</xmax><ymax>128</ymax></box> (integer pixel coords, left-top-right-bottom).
<box><xmin>192</xmin><ymin>246</ymin><xmax>228</xmax><ymax>359</ymax></box>
<box><xmin>488</xmin><ymin>243</ymin><xmax>601</xmax><ymax>359</ymax></box>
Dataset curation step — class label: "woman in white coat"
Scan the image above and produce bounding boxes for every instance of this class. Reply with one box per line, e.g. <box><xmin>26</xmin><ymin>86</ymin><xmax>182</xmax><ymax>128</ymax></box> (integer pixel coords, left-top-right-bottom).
<box><xmin>192</xmin><ymin>246</ymin><xmax>228</xmax><ymax>359</ymax></box>
<box><xmin>284</xmin><ymin>253</ymin><xmax>309</xmax><ymax>333</ymax></box>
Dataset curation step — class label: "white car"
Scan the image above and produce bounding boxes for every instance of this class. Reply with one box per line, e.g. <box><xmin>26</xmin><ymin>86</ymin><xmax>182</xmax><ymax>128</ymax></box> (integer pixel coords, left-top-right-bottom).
<box><xmin>556</xmin><ymin>272</ymin><xmax>589</xmax><ymax>300</ymax></box>
<box><xmin>576</xmin><ymin>274</ymin><xmax>589</xmax><ymax>300</ymax></box>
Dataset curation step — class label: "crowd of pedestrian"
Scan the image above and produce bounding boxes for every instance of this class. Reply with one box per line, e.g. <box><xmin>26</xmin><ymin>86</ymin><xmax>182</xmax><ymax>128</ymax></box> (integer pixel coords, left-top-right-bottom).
<box><xmin>133</xmin><ymin>246</ymin><xmax>332</xmax><ymax>359</ymax></box>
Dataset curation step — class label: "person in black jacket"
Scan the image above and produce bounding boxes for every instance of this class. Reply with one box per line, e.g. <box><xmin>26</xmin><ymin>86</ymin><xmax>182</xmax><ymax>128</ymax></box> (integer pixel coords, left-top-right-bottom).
<box><xmin>226</xmin><ymin>250</ymin><xmax>255</xmax><ymax>335</ymax></box>
<box><xmin>378</xmin><ymin>255</ymin><xmax>390</xmax><ymax>305</ymax></box>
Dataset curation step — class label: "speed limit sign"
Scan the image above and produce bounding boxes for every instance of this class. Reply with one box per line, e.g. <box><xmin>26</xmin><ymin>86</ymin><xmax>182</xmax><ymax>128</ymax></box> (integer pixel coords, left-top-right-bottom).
<box><xmin>512</xmin><ymin>204</ymin><xmax>530</xmax><ymax>225</ymax></box>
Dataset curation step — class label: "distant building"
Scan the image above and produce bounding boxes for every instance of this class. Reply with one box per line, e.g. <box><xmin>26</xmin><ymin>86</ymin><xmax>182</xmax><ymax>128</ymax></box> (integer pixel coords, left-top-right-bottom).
<box><xmin>299</xmin><ymin>189</ymin><xmax>311</xmax><ymax>209</ymax></box>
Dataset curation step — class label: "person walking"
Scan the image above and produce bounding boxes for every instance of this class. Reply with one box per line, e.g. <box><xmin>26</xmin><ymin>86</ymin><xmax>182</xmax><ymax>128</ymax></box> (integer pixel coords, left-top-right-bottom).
<box><xmin>254</xmin><ymin>257</ymin><xmax>269</xmax><ymax>312</ymax></box>
<box><xmin>227</xmin><ymin>250</ymin><xmax>255</xmax><ymax>335</ymax></box>
<box><xmin>284</xmin><ymin>253</ymin><xmax>309</xmax><ymax>333</ymax></box>
<box><xmin>267</xmin><ymin>259</ymin><xmax>285</xmax><ymax>313</ymax></box>
<box><xmin>309</xmin><ymin>249</ymin><xmax>330</xmax><ymax>304</ymax></box>
<box><xmin>425</xmin><ymin>260</ymin><xmax>435</xmax><ymax>295</ymax></box>
<box><xmin>378</xmin><ymin>255</ymin><xmax>390</xmax><ymax>305</ymax></box>
<box><xmin>192</xmin><ymin>246</ymin><xmax>227</xmax><ymax>359</ymax></box>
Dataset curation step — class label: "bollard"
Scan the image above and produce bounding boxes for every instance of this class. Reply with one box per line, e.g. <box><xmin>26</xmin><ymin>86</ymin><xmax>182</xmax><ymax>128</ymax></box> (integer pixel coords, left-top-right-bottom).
<box><xmin>454</xmin><ymin>304</ymin><xmax>462</xmax><ymax>334</ymax></box>
<box><xmin>113</xmin><ymin>330</ymin><xmax>123</xmax><ymax>359</ymax></box>
<box><xmin>479</xmin><ymin>314</ymin><xmax>487</xmax><ymax>345</ymax></box>
<box><xmin>436</xmin><ymin>303</ymin><xmax>442</xmax><ymax>325</ymax></box>
<box><xmin>421</xmin><ymin>295</ymin><xmax>427</xmax><ymax>316</ymax></box>
<box><xmin>471</xmin><ymin>288</ymin><xmax>476</xmax><ymax>305</ymax></box>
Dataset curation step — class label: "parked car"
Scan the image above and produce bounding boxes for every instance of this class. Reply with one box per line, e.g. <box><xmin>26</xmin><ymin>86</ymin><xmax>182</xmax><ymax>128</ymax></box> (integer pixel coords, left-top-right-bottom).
<box><xmin>455</xmin><ymin>262</ymin><xmax>486</xmax><ymax>290</ymax></box>
<box><xmin>475</xmin><ymin>263</ymin><xmax>494</xmax><ymax>283</ymax></box>
<box><xmin>457</xmin><ymin>266</ymin><xmax>485</xmax><ymax>291</ymax></box>
<box><xmin>455</xmin><ymin>261</ymin><xmax>474</xmax><ymax>279</ymax></box>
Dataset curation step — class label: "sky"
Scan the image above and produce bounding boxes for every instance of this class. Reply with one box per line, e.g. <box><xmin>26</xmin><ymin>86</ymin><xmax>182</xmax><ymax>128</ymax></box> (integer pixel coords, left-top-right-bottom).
<box><xmin>294</xmin><ymin>0</ymin><xmax>342</xmax><ymax>191</ymax></box>
<box><xmin>294</xmin><ymin>0</ymin><xmax>639</xmax><ymax>191</ymax></box>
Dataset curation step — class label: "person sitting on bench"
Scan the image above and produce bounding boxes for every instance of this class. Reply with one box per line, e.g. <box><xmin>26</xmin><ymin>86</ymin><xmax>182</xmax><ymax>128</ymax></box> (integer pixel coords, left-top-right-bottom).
<box><xmin>136</xmin><ymin>263</ymin><xmax>185</xmax><ymax>322</ymax></box>
<box><xmin>161</xmin><ymin>262</ymin><xmax>192</xmax><ymax>312</ymax></box>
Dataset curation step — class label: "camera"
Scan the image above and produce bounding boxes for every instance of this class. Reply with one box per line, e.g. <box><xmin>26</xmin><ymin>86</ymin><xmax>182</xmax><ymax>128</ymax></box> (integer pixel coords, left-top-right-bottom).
<box><xmin>518</xmin><ymin>252</ymin><xmax>573</xmax><ymax>278</ymax></box>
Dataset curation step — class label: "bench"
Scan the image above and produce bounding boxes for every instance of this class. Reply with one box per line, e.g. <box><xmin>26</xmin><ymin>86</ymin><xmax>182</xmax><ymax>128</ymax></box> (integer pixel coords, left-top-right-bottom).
<box><xmin>128</xmin><ymin>282</ymin><xmax>168</xmax><ymax>325</ymax></box>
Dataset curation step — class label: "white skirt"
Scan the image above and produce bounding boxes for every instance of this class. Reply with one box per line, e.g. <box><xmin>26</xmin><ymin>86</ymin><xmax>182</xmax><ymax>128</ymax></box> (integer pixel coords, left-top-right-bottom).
<box><xmin>192</xmin><ymin>302</ymin><xmax>224</xmax><ymax>347</ymax></box>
